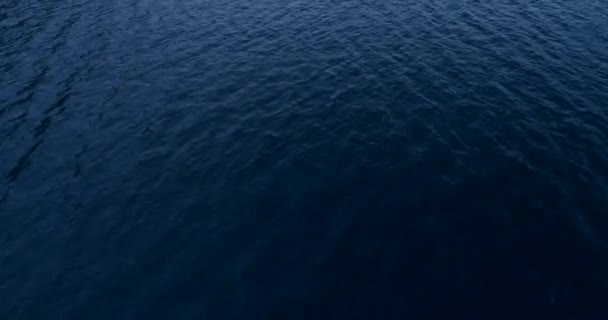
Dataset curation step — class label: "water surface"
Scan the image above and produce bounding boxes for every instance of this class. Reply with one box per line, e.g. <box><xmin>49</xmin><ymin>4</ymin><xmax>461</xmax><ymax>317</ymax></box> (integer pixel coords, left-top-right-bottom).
<box><xmin>2</xmin><ymin>0</ymin><xmax>608</xmax><ymax>318</ymax></box>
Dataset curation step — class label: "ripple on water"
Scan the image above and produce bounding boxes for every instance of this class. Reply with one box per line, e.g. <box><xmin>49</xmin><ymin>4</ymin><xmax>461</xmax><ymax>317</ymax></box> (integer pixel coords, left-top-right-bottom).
<box><xmin>1</xmin><ymin>0</ymin><xmax>608</xmax><ymax>318</ymax></box>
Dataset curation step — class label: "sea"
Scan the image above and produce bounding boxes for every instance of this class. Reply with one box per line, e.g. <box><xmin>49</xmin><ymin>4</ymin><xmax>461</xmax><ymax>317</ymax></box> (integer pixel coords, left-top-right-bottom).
<box><xmin>1</xmin><ymin>0</ymin><xmax>608</xmax><ymax>318</ymax></box>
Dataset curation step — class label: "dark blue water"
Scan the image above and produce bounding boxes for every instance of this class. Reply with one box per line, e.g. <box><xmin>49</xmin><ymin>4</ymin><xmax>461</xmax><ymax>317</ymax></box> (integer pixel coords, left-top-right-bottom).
<box><xmin>2</xmin><ymin>0</ymin><xmax>608</xmax><ymax>318</ymax></box>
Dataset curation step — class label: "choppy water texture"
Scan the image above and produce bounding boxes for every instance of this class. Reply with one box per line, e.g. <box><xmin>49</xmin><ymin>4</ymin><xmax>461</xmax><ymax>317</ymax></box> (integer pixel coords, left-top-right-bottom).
<box><xmin>2</xmin><ymin>0</ymin><xmax>608</xmax><ymax>318</ymax></box>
